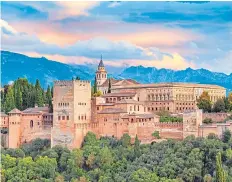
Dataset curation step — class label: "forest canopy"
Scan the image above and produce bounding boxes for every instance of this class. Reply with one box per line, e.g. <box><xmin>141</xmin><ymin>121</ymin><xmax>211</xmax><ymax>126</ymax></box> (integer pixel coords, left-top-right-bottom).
<box><xmin>2</xmin><ymin>131</ymin><xmax>232</xmax><ymax>182</ymax></box>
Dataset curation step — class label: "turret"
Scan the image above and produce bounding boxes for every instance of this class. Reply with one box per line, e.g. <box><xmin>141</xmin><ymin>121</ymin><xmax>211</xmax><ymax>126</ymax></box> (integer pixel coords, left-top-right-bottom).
<box><xmin>95</xmin><ymin>55</ymin><xmax>107</xmax><ymax>87</ymax></box>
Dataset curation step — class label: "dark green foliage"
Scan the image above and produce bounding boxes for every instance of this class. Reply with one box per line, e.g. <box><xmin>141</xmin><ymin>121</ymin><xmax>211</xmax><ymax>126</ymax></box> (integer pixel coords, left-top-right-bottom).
<box><xmin>1</xmin><ymin>78</ymin><xmax>53</xmax><ymax>113</ymax></box>
<box><xmin>93</xmin><ymin>76</ymin><xmax>98</xmax><ymax>94</ymax></box>
<box><xmin>197</xmin><ymin>91</ymin><xmax>212</xmax><ymax>112</ymax></box>
<box><xmin>222</xmin><ymin>130</ymin><xmax>231</xmax><ymax>143</ymax></box>
<box><xmin>160</xmin><ymin>116</ymin><xmax>183</xmax><ymax>123</ymax></box>
<box><xmin>152</xmin><ymin>131</ymin><xmax>161</xmax><ymax>139</ymax></box>
<box><xmin>213</xmin><ymin>98</ymin><xmax>226</xmax><ymax>113</ymax></box>
<box><xmin>3</xmin><ymin>131</ymin><xmax>232</xmax><ymax>181</ymax></box>
<box><xmin>4</xmin><ymin>86</ymin><xmax>15</xmax><ymax>113</ymax></box>
<box><xmin>203</xmin><ymin>118</ymin><xmax>213</xmax><ymax>124</ymax></box>
<box><xmin>108</xmin><ymin>78</ymin><xmax>111</xmax><ymax>93</ymax></box>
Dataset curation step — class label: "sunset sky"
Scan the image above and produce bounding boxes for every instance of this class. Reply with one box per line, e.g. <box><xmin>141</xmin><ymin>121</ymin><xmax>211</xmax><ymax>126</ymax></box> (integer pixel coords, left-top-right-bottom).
<box><xmin>1</xmin><ymin>1</ymin><xmax>232</xmax><ymax>74</ymax></box>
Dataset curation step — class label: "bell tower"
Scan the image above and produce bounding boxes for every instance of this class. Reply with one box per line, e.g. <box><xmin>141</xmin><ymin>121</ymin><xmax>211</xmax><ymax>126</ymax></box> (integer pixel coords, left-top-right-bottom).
<box><xmin>95</xmin><ymin>55</ymin><xmax>107</xmax><ymax>87</ymax></box>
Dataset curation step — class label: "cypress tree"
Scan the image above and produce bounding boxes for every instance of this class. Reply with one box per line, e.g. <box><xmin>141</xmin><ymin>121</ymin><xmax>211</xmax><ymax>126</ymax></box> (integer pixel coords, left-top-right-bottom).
<box><xmin>108</xmin><ymin>78</ymin><xmax>111</xmax><ymax>93</ymax></box>
<box><xmin>15</xmin><ymin>87</ymin><xmax>23</xmax><ymax>110</ymax></box>
<box><xmin>1</xmin><ymin>90</ymin><xmax>5</xmax><ymax>112</ymax></box>
<box><xmin>5</xmin><ymin>86</ymin><xmax>15</xmax><ymax>113</ymax></box>
<box><xmin>93</xmin><ymin>76</ymin><xmax>97</xmax><ymax>94</ymax></box>
<box><xmin>216</xmin><ymin>152</ymin><xmax>226</xmax><ymax>182</ymax></box>
<box><xmin>35</xmin><ymin>79</ymin><xmax>44</xmax><ymax>107</ymax></box>
<box><xmin>46</xmin><ymin>85</ymin><xmax>52</xmax><ymax>108</ymax></box>
<box><xmin>134</xmin><ymin>135</ymin><xmax>141</xmax><ymax>158</ymax></box>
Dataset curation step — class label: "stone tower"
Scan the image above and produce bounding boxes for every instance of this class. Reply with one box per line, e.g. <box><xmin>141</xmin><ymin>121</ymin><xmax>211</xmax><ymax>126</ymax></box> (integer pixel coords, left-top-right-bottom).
<box><xmin>95</xmin><ymin>55</ymin><xmax>107</xmax><ymax>87</ymax></box>
<box><xmin>51</xmin><ymin>80</ymin><xmax>91</xmax><ymax>149</ymax></box>
<box><xmin>183</xmin><ymin>109</ymin><xmax>203</xmax><ymax>138</ymax></box>
<box><xmin>8</xmin><ymin>108</ymin><xmax>22</xmax><ymax>148</ymax></box>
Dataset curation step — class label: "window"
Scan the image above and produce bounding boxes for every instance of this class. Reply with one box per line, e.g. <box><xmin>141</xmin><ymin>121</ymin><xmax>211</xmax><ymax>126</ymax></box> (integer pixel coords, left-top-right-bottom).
<box><xmin>67</xmin><ymin>116</ymin><xmax>69</xmax><ymax>120</ymax></box>
<box><xmin>97</xmin><ymin>107</ymin><xmax>99</xmax><ymax>110</ymax></box>
<box><xmin>30</xmin><ymin>120</ymin><xmax>33</xmax><ymax>128</ymax></box>
<box><xmin>62</xmin><ymin>116</ymin><xmax>65</xmax><ymax>120</ymax></box>
<box><xmin>38</xmin><ymin>122</ymin><xmax>40</xmax><ymax>125</ymax></box>
<box><xmin>58</xmin><ymin>116</ymin><xmax>61</xmax><ymax>120</ymax></box>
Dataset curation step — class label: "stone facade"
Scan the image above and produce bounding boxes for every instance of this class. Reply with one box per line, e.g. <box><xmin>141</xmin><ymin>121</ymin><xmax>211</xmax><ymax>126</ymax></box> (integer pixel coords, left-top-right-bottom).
<box><xmin>51</xmin><ymin>80</ymin><xmax>91</xmax><ymax>149</ymax></box>
<box><xmin>111</xmin><ymin>83</ymin><xmax>226</xmax><ymax>114</ymax></box>
<box><xmin>2</xmin><ymin>59</ymin><xmax>229</xmax><ymax>149</ymax></box>
<box><xmin>0</xmin><ymin>106</ymin><xmax>52</xmax><ymax>148</ymax></box>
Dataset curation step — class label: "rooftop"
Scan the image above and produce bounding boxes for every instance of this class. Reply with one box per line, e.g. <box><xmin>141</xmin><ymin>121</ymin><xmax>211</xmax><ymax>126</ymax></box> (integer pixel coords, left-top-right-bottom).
<box><xmin>116</xmin><ymin>99</ymin><xmax>140</xmax><ymax>104</ymax></box>
<box><xmin>8</xmin><ymin>108</ymin><xmax>21</xmax><ymax>114</ymax></box>
<box><xmin>121</xmin><ymin>113</ymin><xmax>159</xmax><ymax>119</ymax></box>
<box><xmin>98</xmin><ymin>108</ymin><xmax>127</xmax><ymax>114</ymax></box>
<box><xmin>101</xmin><ymin>92</ymin><xmax>136</xmax><ymax>97</ymax></box>
<box><xmin>1</xmin><ymin>112</ymin><xmax>8</xmax><ymax>117</ymax></box>
<box><xmin>112</xmin><ymin>82</ymin><xmax>225</xmax><ymax>90</ymax></box>
<box><xmin>23</xmin><ymin>106</ymin><xmax>49</xmax><ymax>114</ymax></box>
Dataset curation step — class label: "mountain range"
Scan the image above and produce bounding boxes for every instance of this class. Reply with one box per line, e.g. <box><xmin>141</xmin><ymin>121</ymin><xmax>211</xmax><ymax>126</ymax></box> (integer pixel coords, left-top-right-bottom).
<box><xmin>1</xmin><ymin>51</ymin><xmax>232</xmax><ymax>93</ymax></box>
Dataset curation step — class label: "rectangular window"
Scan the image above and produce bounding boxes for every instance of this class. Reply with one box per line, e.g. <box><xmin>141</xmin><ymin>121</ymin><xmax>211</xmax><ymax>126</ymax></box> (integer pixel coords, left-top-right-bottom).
<box><xmin>67</xmin><ymin>116</ymin><xmax>69</xmax><ymax>120</ymax></box>
<box><xmin>62</xmin><ymin>116</ymin><xmax>65</xmax><ymax>120</ymax></box>
<box><xmin>58</xmin><ymin>116</ymin><xmax>61</xmax><ymax>120</ymax></box>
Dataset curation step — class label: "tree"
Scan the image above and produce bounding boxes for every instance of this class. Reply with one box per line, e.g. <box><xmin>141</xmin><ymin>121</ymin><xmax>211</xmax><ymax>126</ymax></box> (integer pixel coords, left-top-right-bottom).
<box><xmin>213</xmin><ymin>98</ymin><xmax>225</xmax><ymax>112</ymax></box>
<box><xmin>222</xmin><ymin>130</ymin><xmax>231</xmax><ymax>143</ymax></box>
<box><xmin>4</xmin><ymin>86</ymin><xmax>15</xmax><ymax>113</ymax></box>
<box><xmin>93</xmin><ymin>90</ymin><xmax>102</xmax><ymax>97</ymax></box>
<box><xmin>107</xmin><ymin>78</ymin><xmax>111</xmax><ymax>93</ymax></box>
<box><xmin>121</xmin><ymin>134</ymin><xmax>131</xmax><ymax>147</ymax></box>
<box><xmin>15</xmin><ymin>86</ymin><xmax>23</xmax><ymax>110</ymax></box>
<box><xmin>216</xmin><ymin>152</ymin><xmax>226</xmax><ymax>182</ymax></box>
<box><xmin>203</xmin><ymin>118</ymin><xmax>213</xmax><ymax>124</ymax></box>
<box><xmin>93</xmin><ymin>76</ymin><xmax>98</xmax><ymax>94</ymax></box>
<box><xmin>134</xmin><ymin>135</ymin><xmax>141</xmax><ymax>158</ymax></box>
<box><xmin>197</xmin><ymin>91</ymin><xmax>212</xmax><ymax>112</ymax></box>
<box><xmin>76</xmin><ymin>76</ymin><xmax>80</xmax><ymax>80</ymax></box>
<box><xmin>152</xmin><ymin>131</ymin><xmax>161</xmax><ymax>139</ymax></box>
<box><xmin>35</xmin><ymin>79</ymin><xmax>44</xmax><ymax>107</ymax></box>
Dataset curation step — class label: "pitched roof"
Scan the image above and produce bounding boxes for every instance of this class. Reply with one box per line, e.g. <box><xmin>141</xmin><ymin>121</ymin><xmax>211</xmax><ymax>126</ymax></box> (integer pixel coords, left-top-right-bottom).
<box><xmin>23</xmin><ymin>106</ymin><xmax>49</xmax><ymax>114</ymax></box>
<box><xmin>8</xmin><ymin>108</ymin><xmax>21</xmax><ymax>114</ymax></box>
<box><xmin>98</xmin><ymin>58</ymin><xmax>104</xmax><ymax>67</ymax></box>
<box><xmin>1</xmin><ymin>112</ymin><xmax>8</xmax><ymax>117</ymax></box>
<box><xmin>121</xmin><ymin>113</ymin><xmax>158</xmax><ymax>119</ymax></box>
<box><xmin>100</xmin><ymin>78</ymin><xmax>139</xmax><ymax>87</ymax></box>
<box><xmin>101</xmin><ymin>92</ymin><xmax>136</xmax><ymax>97</ymax></box>
<box><xmin>116</xmin><ymin>99</ymin><xmax>140</xmax><ymax>104</ymax></box>
<box><xmin>98</xmin><ymin>108</ymin><xmax>127</xmax><ymax>114</ymax></box>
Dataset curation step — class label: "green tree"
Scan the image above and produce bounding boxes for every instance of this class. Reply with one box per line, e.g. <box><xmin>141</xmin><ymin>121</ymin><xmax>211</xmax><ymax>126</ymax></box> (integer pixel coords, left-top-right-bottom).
<box><xmin>213</xmin><ymin>98</ymin><xmax>226</xmax><ymax>112</ymax></box>
<box><xmin>35</xmin><ymin>79</ymin><xmax>44</xmax><ymax>107</ymax></box>
<box><xmin>216</xmin><ymin>152</ymin><xmax>226</xmax><ymax>182</ymax></box>
<box><xmin>121</xmin><ymin>134</ymin><xmax>131</xmax><ymax>147</ymax></box>
<box><xmin>93</xmin><ymin>76</ymin><xmax>98</xmax><ymax>94</ymax></box>
<box><xmin>203</xmin><ymin>118</ymin><xmax>213</xmax><ymax>124</ymax></box>
<box><xmin>76</xmin><ymin>76</ymin><xmax>81</xmax><ymax>80</ymax></box>
<box><xmin>1</xmin><ymin>90</ymin><xmax>5</xmax><ymax>112</ymax></box>
<box><xmin>222</xmin><ymin>130</ymin><xmax>231</xmax><ymax>143</ymax></box>
<box><xmin>134</xmin><ymin>135</ymin><xmax>141</xmax><ymax>158</ymax></box>
<box><xmin>15</xmin><ymin>86</ymin><xmax>23</xmax><ymax>110</ymax></box>
<box><xmin>197</xmin><ymin>91</ymin><xmax>212</xmax><ymax>112</ymax></box>
<box><xmin>107</xmin><ymin>78</ymin><xmax>112</xmax><ymax>93</ymax></box>
<box><xmin>152</xmin><ymin>131</ymin><xmax>161</xmax><ymax>139</ymax></box>
<box><xmin>4</xmin><ymin>86</ymin><xmax>15</xmax><ymax>113</ymax></box>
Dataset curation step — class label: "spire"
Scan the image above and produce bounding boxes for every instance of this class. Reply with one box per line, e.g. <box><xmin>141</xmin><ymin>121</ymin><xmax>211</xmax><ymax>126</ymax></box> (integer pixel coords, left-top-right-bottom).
<box><xmin>98</xmin><ymin>54</ymin><xmax>104</xmax><ymax>68</ymax></box>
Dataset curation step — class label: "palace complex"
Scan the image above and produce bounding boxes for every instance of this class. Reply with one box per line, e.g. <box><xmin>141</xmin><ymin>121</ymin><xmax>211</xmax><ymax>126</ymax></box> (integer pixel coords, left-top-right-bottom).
<box><xmin>1</xmin><ymin>58</ymin><xmax>230</xmax><ymax>149</ymax></box>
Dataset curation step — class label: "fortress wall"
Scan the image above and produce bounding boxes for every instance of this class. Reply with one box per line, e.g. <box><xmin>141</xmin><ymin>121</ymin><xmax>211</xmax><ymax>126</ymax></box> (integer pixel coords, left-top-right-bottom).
<box><xmin>203</xmin><ymin>113</ymin><xmax>230</xmax><ymax>122</ymax></box>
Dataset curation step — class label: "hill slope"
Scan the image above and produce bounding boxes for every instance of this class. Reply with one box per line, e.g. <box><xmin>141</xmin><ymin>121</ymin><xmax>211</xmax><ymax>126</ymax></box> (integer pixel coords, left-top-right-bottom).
<box><xmin>1</xmin><ymin>51</ymin><xmax>232</xmax><ymax>93</ymax></box>
<box><xmin>1</xmin><ymin>51</ymin><xmax>95</xmax><ymax>87</ymax></box>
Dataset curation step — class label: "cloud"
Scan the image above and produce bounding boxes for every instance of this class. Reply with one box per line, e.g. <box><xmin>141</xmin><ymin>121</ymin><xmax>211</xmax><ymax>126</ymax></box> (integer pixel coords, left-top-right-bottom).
<box><xmin>108</xmin><ymin>2</ymin><xmax>121</xmax><ymax>8</ymax></box>
<box><xmin>1</xmin><ymin>19</ymin><xmax>194</xmax><ymax>71</ymax></box>
<box><xmin>0</xmin><ymin>19</ymin><xmax>18</xmax><ymax>35</ymax></box>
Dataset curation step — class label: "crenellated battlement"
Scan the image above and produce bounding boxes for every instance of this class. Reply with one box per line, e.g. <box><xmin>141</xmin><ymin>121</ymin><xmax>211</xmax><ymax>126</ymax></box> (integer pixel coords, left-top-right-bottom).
<box><xmin>54</xmin><ymin>80</ymin><xmax>73</xmax><ymax>86</ymax></box>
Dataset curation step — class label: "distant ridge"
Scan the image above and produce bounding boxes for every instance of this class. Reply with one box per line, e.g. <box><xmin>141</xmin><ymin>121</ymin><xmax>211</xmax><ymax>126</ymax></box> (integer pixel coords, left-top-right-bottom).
<box><xmin>1</xmin><ymin>51</ymin><xmax>231</xmax><ymax>93</ymax></box>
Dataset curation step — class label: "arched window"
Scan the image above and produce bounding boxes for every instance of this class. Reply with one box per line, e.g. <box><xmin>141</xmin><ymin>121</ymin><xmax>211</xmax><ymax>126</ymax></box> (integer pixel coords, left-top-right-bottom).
<box><xmin>30</xmin><ymin>120</ymin><xmax>33</xmax><ymax>128</ymax></box>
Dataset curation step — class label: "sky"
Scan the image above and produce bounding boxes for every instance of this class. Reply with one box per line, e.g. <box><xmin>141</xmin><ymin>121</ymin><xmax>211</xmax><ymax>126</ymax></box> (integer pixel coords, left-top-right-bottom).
<box><xmin>1</xmin><ymin>1</ymin><xmax>232</xmax><ymax>74</ymax></box>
